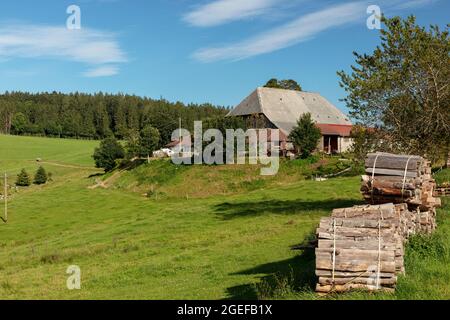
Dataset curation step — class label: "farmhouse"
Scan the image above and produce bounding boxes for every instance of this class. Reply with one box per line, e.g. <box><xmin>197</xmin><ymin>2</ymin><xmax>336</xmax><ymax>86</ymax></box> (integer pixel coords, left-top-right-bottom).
<box><xmin>228</xmin><ymin>87</ymin><xmax>353</xmax><ymax>154</ymax></box>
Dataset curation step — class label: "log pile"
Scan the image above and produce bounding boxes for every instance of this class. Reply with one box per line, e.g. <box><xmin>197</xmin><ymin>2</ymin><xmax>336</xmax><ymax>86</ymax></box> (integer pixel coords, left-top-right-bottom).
<box><xmin>315</xmin><ymin>204</ymin><xmax>407</xmax><ymax>293</ymax></box>
<box><xmin>361</xmin><ymin>153</ymin><xmax>441</xmax><ymax>230</ymax></box>
<box><xmin>315</xmin><ymin>203</ymin><xmax>436</xmax><ymax>293</ymax></box>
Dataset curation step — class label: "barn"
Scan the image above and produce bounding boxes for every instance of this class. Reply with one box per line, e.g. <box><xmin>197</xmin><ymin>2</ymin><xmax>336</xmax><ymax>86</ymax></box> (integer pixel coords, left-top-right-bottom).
<box><xmin>227</xmin><ymin>87</ymin><xmax>353</xmax><ymax>154</ymax></box>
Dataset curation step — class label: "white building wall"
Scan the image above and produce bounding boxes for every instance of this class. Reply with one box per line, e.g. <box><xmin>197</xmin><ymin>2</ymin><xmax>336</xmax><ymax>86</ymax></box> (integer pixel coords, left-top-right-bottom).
<box><xmin>339</xmin><ymin>137</ymin><xmax>354</xmax><ymax>153</ymax></box>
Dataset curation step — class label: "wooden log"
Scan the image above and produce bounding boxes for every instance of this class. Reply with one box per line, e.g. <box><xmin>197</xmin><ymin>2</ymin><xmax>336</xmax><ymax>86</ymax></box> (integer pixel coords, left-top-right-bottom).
<box><xmin>316</xmin><ymin>249</ymin><xmax>395</xmax><ymax>261</ymax></box>
<box><xmin>365</xmin><ymin>168</ymin><xmax>418</xmax><ymax>178</ymax></box>
<box><xmin>369</xmin><ymin>179</ymin><xmax>417</xmax><ymax>190</ymax></box>
<box><xmin>318</xmin><ymin>239</ymin><xmax>399</xmax><ymax>250</ymax></box>
<box><xmin>318</xmin><ymin>276</ymin><xmax>397</xmax><ymax>286</ymax></box>
<box><xmin>315</xmin><ymin>259</ymin><xmax>396</xmax><ymax>273</ymax></box>
<box><xmin>317</xmin><ymin>232</ymin><xmax>399</xmax><ymax>241</ymax></box>
<box><xmin>362</xmin><ymin>174</ymin><xmax>420</xmax><ymax>184</ymax></box>
<box><xmin>362</xmin><ymin>195</ymin><xmax>422</xmax><ymax>205</ymax></box>
<box><xmin>369</xmin><ymin>187</ymin><xmax>415</xmax><ymax>197</ymax></box>
<box><xmin>319</xmin><ymin>218</ymin><xmax>396</xmax><ymax>229</ymax></box>
<box><xmin>316</xmin><ymin>283</ymin><xmax>395</xmax><ymax>293</ymax></box>
<box><xmin>366</xmin><ymin>153</ymin><xmax>422</xmax><ymax>171</ymax></box>
<box><xmin>315</xmin><ymin>270</ymin><xmax>395</xmax><ymax>278</ymax></box>
<box><xmin>316</xmin><ymin>227</ymin><xmax>397</xmax><ymax>238</ymax></box>
<box><xmin>332</xmin><ymin>203</ymin><xmax>399</xmax><ymax>215</ymax></box>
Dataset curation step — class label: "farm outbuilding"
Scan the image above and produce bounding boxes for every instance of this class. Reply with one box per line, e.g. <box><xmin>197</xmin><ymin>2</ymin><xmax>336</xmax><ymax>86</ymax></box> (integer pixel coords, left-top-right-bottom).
<box><xmin>228</xmin><ymin>87</ymin><xmax>353</xmax><ymax>154</ymax></box>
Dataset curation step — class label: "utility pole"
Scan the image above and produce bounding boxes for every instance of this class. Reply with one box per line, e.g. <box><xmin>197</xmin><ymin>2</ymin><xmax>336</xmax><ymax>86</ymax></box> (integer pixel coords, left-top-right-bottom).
<box><xmin>2</xmin><ymin>173</ymin><xmax>7</xmax><ymax>223</ymax></box>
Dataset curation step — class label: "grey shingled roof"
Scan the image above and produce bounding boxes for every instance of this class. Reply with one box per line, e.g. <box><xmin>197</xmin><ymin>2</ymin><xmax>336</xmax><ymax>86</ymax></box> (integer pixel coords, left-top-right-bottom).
<box><xmin>227</xmin><ymin>87</ymin><xmax>352</xmax><ymax>135</ymax></box>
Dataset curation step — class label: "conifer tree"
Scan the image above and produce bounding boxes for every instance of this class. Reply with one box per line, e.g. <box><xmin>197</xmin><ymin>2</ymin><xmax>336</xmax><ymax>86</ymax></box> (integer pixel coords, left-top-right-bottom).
<box><xmin>34</xmin><ymin>166</ymin><xmax>48</xmax><ymax>185</ymax></box>
<box><xmin>16</xmin><ymin>169</ymin><xmax>31</xmax><ymax>187</ymax></box>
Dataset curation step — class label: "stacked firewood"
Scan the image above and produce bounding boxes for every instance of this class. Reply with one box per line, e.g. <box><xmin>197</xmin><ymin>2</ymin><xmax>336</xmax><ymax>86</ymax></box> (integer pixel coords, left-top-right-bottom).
<box><xmin>361</xmin><ymin>153</ymin><xmax>441</xmax><ymax>231</ymax></box>
<box><xmin>315</xmin><ymin>203</ymin><xmax>408</xmax><ymax>293</ymax></box>
<box><xmin>414</xmin><ymin>208</ymin><xmax>437</xmax><ymax>234</ymax></box>
<box><xmin>435</xmin><ymin>184</ymin><xmax>450</xmax><ymax>197</ymax></box>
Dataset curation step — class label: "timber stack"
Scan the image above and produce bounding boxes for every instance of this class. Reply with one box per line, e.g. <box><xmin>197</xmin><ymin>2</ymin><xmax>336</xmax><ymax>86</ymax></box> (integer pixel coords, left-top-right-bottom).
<box><xmin>361</xmin><ymin>153</ymin><xmax>441</xmax><ymax>232</ymax></box>
<box><xmin>315</xmin><ymin>203</ymin><xmax>406</xmax><ymax>293</ymax></box>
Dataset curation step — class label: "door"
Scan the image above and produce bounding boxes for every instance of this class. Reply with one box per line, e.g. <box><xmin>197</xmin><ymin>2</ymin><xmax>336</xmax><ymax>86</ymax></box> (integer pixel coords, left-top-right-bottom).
<box><xmin>324</xmin><ymin>135</ymin><xmax>339</xmax><ymax>154</ymax></box>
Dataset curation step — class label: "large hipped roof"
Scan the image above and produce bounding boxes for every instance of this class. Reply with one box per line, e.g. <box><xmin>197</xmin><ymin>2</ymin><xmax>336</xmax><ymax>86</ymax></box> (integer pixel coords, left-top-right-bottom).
<box><xmin>228</xmin><ymin>87</ymin><xmax>352</xmax><ymax>135</ymax></box>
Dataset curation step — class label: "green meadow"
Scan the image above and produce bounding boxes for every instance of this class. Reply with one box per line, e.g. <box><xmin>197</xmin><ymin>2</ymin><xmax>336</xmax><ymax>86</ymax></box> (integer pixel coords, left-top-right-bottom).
<box><xmin>0</xmin><ymin>134</ymin><xmax>449</xmax><ymax>300</ymax></box>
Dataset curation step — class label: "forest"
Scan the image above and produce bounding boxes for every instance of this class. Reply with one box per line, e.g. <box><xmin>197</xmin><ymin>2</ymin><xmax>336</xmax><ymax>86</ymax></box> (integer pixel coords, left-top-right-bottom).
<box><xmin>0</xmin><ymin>91</ymin><xmax>228</xmax><ymax>145</ymax></box>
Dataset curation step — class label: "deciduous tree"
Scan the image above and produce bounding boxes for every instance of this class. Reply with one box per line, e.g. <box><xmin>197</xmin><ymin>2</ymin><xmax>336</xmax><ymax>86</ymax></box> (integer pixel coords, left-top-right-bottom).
<box><xmin>93</xmin><ymin>137</ymin><xmax>125</xmax><ymax>172</ymax></box>
<box><xmin>338</xmin><ymin>16</ymin><xmax>450</xmax><ymax>163</ymax></box>
<box><xmin>264</xmin><ymin>79</ymin><xmax>302</xmax><ymax>91</ymax></box>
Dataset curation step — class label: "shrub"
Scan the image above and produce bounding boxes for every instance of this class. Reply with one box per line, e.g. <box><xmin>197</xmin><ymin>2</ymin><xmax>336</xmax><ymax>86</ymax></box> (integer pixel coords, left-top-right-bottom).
<box><xmin>16</xmin><ymin>169</ymin><xmax>31</xmax><ymax>187</ymax></box>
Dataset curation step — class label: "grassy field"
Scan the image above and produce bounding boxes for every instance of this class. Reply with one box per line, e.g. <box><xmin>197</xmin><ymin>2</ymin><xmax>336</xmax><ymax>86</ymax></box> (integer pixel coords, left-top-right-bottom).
<box><xmin>0</xmin><ymin>134</ymin><xmax>448</xmax><ymax>300</ymax></box>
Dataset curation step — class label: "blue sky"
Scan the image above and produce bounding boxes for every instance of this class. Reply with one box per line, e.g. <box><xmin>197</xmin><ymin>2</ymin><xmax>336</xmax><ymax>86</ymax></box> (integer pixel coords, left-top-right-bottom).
<box><xmin>0</xmin><ymin>0</ymin><xmax>448</xmax><ymax>115</ymax></box>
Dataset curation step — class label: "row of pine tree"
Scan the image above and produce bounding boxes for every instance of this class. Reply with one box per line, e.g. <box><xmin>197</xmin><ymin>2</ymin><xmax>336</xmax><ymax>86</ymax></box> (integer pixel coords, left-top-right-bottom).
<box><xmin>0</xmin><ymin>91</ymin><xmax>228</xmax><ymax>145</ymax></box>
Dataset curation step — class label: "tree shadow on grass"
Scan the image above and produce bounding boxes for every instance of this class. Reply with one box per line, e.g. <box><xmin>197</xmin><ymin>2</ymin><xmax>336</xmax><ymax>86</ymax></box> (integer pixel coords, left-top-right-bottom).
<box><xmin>88</xmin><ymin>173</ymin><xmax>103</xmax><ymax>178</ymax></box>
<box><xmin>225</xmin><ymin>247</ymin><xmax>317</xmax><ymax>300</ymax></box>
<box><xmin>215</xmin><ymin>198</ymin><xmax>363</xmax><ymax>220</ymax></box>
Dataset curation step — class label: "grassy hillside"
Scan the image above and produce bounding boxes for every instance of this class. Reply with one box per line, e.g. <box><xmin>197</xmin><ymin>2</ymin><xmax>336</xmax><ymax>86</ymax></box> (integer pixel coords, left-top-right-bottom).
<box><xmin>0</xmin><ymin>134</ymin><xmax>99</xmax><ymax>169</ymax></box>
<box><xmin>109</xmin><ymin>157</ymin><xmax>352</xmax><ymax>199</ymax></box>
<box><xmin>0</xmin><ymin>135</ymin><xmax>448</xmax><ymax>300</ymax></box>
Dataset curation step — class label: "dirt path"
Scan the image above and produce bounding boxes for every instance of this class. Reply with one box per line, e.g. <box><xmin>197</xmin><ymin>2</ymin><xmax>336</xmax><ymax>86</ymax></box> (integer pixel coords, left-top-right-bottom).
<box><xmin>34</xmin><ymin>161</ymin><xmax>100</xmax><ymax>170</ymax></box>
<box><xmin>88</xmin><ymin>170</ymin><xmax>123</xmax><ymax>189</ymax></box>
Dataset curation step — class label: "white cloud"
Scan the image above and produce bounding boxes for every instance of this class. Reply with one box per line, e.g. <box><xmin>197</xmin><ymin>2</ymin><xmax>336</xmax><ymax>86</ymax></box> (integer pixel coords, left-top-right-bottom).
<box><xmin>83</xmin><ymin>65</ymin><xmax>119</xmax><ymax>78</ymax></box>
<box><xmin>0</xmin><ymin>23</ymin><xmax>127</xmax><ymax>76</ymax></box>
<box><xmin>193</xmin><ymin>2</ymin><xmax>366</xmax><ymax>62</ymax></box>
<box><xmin>183</xmin><ymin>0</ymin><xmax>278</xmax><ymax>27</ymax></box>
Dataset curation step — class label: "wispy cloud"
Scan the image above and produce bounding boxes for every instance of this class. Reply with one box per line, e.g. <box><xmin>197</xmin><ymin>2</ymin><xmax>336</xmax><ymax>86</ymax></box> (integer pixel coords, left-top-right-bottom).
<box><xmin>390</xmin><ymin>0</ymin><xmax>440</xmax><ymax>10</ymax></box>
<box><xmin>183</xmin><ymin>0</ymin><xmax>278</xmax><ymax>27</ymax></box>
<box><xmin>83</xmin><ymin>65</ymin><xmax>119</xmax><ymax>77</ymax></box>
<box><xmin>193</xmin><ymin>2</ymin><xmax>366</xmax><ymax>62</ymax></box>
<box><xmin>0</xmin><ymin>23</ymin><xmax>127</xmax><ymax>77</ymax></box>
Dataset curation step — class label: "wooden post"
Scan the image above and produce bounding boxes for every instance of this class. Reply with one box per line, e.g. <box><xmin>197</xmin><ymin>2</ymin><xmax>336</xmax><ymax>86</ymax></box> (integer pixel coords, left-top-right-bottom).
<box><xmin>3</xmin><ymin>173</ymin><xmax>7</xmax><ymax>223</ymax></box>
